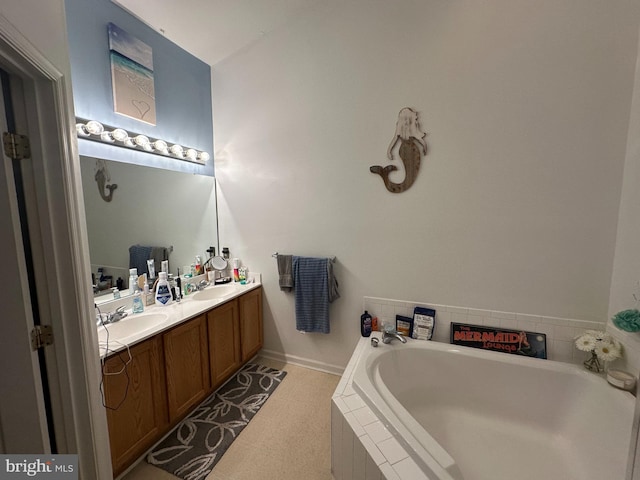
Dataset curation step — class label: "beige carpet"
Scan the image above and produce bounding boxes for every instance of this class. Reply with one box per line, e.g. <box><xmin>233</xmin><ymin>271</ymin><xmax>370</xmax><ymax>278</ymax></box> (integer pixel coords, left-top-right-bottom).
<box><xmin>121</xmin><ymin>357</ymin><xmax>339</xmax><ymax>480</ymax></box>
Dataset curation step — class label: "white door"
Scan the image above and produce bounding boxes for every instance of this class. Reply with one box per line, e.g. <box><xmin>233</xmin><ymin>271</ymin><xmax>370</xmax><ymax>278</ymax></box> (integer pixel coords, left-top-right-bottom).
<box><xmin>0</xmin><ymin>70</ymin><xmax>51</xmax><ymax>453</ymax></box>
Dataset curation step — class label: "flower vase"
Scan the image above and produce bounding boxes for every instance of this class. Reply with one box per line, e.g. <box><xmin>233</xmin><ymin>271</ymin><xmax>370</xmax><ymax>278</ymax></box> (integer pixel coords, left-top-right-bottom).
<box><xmin>584</xmin><ymin>351</ymin><xmax>603</xmax><ymax>373</ymax></box>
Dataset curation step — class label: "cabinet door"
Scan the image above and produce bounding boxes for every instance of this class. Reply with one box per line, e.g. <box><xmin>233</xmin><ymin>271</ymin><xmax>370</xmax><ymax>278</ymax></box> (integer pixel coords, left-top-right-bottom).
<box><xmin>239</xmin><ymin>287</ymin><xmax>263</xmax><ymax>363</ymax></box>
<box><xmin>163</xmin><ymin>314</ymin><xmax>210</xmax><ymax>423</ymax></box>
<box><xmin>103</xmin><ymin>336</ymin><xmax>168</xmax><ymax>477</ymax></box>
<box><xmin>207</xmin><ymin>299</ymin><xmax>241</xmax><ymax>390</ymax></box>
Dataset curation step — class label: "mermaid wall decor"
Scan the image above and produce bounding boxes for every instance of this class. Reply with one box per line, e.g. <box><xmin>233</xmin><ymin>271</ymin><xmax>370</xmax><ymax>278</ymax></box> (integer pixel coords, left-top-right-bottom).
<box><xmin>370</xmin><ymin>107</ymin><xmax>427</xmax><ymax>193</ymax></box>
<box><xmin>94</xmin><ymin>159</ymin><xmax>117</xmax><ymax>202</ymax></box>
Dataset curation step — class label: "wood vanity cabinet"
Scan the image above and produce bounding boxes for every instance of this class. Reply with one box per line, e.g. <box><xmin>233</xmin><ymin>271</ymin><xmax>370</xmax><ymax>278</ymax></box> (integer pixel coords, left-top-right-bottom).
<box><xmin>163</xmin><ymin>314</ymin><xmax>210</xmax><ymax>423</ymax></box>
<box><xmin>102</xmin><ymin>286</ymin><xmax>263</xmax><ymax>477</ymax></box>
<box><xmin>239</xmin><ymin>287</ymin><xmax>263</xmax><ymax>362</ymax></box>
<box><xmin>207</xmin><ymin>299</ymin><xmax>241</xmax><ymax>390</ymax></box>
<box><xmin>102</xmin><ymin>335</ymin><xmax>168</xmax><ymax>477</ymax></box>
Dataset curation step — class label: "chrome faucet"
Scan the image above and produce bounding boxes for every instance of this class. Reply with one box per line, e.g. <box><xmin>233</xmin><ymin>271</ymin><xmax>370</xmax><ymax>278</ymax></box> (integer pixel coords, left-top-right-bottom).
<box><xmin>97</xmin><ymin>305</ymin><xmax>128</xmax><ymax>326</ymax></box>
<box><xmin>196</xmin><ymin>280</ymin><xmax>209</xmax><ymax>291</ymax></box>
<box><xmin>382</xmin><ymin>330</ymin><xmax>407</xmax><ymax>344</ymax></box>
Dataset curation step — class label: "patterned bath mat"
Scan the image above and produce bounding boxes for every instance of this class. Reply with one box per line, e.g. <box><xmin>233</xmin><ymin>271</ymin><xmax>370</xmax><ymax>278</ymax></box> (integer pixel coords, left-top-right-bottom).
<box><xmin>147</xmin><ymin>363</ymin><xmax>287</xmax><ymax>480</ymax></box>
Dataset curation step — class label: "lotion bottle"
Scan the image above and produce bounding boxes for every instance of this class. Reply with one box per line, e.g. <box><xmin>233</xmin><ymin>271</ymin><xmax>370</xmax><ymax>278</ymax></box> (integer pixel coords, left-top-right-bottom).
<box><xmin>155</xmin><ymin>271</ymin><xmax>172</xmax><ymax>306</ymax></box>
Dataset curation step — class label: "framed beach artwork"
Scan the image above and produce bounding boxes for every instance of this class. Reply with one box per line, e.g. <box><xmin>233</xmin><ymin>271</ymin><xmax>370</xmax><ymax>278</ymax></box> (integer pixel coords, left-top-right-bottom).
<box><xmin>108</xmin><ymin>23</ymin><xmax>156</xmax><ymax>125</ymax></box>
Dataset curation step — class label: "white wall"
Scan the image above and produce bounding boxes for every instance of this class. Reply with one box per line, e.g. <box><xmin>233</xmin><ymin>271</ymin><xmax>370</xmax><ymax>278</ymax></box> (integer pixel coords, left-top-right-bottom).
<box><xmin>212</xmin><ymin>0</ymin><xmax>640</xmax><ymax>368</ymax></box>
<box><xmin>0</xmin><ymin>1</ymin><xmax>71</xmax><ymax>71</ymax></box>
<box><xmin>608</xmin><ymin>29</ymin><xmax>640</xmax><ymax>375</ymax></box>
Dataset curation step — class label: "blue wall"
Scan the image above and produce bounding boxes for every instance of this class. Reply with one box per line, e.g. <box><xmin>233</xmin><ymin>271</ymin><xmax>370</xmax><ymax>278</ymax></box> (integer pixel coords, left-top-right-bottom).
<box><xmin>65</xmin><ymin>0</ymin><xmax>214</xmax><ymax>176</ymax></box>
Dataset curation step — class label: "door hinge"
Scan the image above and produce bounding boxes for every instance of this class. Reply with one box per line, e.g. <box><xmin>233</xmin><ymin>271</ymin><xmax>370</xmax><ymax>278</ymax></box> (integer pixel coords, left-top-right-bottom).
<box><xmin>3</xmin><ymin>132</ymin><xmax>31</xmax><ymax>160</ymax></box>
<box><xmin>30</xmin><ymin>325</ymin><xmax>53</xmax><ymax>351</ymax></box>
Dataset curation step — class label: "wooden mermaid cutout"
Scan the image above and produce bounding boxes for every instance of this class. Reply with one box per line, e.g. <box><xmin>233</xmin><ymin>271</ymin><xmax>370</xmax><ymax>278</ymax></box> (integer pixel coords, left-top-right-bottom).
<box><xmin>370</xmin><ymin>107</ymin><xmax>427</xmax><ymax>193</ymax></box>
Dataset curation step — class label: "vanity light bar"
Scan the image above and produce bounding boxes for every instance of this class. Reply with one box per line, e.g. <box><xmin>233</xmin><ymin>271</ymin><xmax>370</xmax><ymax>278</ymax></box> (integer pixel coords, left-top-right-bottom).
<box><xmin>75</xmin><ymin>118</ymin><xmax>210</xmax><ymax>164</ymax></box>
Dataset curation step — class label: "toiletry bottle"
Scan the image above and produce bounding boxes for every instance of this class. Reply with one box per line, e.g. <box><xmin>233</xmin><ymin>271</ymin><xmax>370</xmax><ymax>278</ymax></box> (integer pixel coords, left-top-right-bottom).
<box><xmin>132</xmin><ymin>289</ymin><xmax>144</xmax><ymax>313</ymax></box>
<box><xmin>155</xmin><ymin>271</ymin><xmax>173</xmax><ymax>306</ymax></box>
<box><xmin>168</xmin><ymin>274</ymin><xmax>176</xmax><ymax>301</ymax></box>
<box><xmin>175</xmin><ymin>274</ymin><xmax>181</xmax><ymax>302</ymax></box>
<box><xmin>361</xmin><ymin>311</ymin><xmax>372</xmax><ymax>337</ymax></box>
<box><xmin>195</xmin><ymin>255</ymin><xmax>202</xmax><ymax>275</ymax></box>
<box><xmin>128</xmin><ymin>268</ymin><xmax>138</xmax><ymax>295</ymax></box>
<box><xmin>143</xmin><ymin>281</ymin><xmax>151</xmax><ymax>305</ymax></box>
<box><xmin>232</xmin><ymin>258</ymin><xmax>240</xmax><ymax>282</ymax></box>
<box><xmin>147</xmin><ymin>259</ymin><xmax>156</xmax><ymax>280</ymax></box>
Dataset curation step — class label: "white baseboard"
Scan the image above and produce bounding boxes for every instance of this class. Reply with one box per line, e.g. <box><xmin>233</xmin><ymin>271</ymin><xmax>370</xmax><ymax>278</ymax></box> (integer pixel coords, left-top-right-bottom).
<box><xmin>259</xmin><ymin>349</ymin><xmax>344</xmax><ymax>376</ymax></box>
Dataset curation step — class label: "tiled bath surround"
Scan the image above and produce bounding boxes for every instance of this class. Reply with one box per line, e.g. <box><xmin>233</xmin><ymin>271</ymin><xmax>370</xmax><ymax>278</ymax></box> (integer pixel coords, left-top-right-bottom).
<box><xmin>332</xmin><ymin>336</ymin><xmax>425</xmax><ymax>480</ymax></box>
<box><xmin>331</xmin><ymin>296</ymin><xmax>620</xmax><ymax>480</ymax></box>
<box><xmin>364</xmin><ymin>296</ymin><xmax>606</xmax><ymax>364</ymax></box>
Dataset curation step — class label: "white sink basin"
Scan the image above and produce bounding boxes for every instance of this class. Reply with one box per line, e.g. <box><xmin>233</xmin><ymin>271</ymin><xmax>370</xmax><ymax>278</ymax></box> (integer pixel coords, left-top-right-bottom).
<box><xmin>97</xmin><ymin>312</ymin><xmax>168</xmax><ymax>343</ymax></box>
<box><xmin>192</xmin><ymin>284</ymin><xmax>240</xmax><ymax>301</ymax></box>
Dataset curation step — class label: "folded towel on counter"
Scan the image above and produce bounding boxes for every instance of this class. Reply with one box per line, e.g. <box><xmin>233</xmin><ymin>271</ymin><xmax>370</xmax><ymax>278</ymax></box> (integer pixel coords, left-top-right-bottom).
<box><xmin>277</xmin><ymin>254</ymin><xmax>294</xmax><ymax>292</ymax></box>
<box><xmin>293</xmin><ymin>256</ymin><xmax>335</xmax><ymax>334</ymax></box>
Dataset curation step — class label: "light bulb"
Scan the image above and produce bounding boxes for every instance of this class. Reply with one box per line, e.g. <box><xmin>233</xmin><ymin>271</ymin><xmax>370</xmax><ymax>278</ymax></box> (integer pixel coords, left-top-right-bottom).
<box><xmin>185</xmin><ymin>148</ymin><xmax>198</xmax><ymax>161</ymax></box>
<box><xmin>134</xmin><ymin>135</ymin><xmax>150</xmax><ymax>148</ymax></box>
<box><xmin>85</xmin><ymin>120</ymin><xmax>104</xmax><ymax>135</ymax></box>
<box><xmin>170</xmin><ymin>144</ymin><xmax>184</xmax><ymax>157</ymax></box>
<box><xmin>111</xmin><ymin>128</ymin><xmax>128</xmax><ymax>142</ymax></box>
<box><xmin>124</xmin><ymin>137</ymin><xmax>135</xmax><ymax>147</ymax></box>
<box><xmin>198</xmin><ymin>151</ymin><xmax>210</xmax><ymax>162</ymax></box>
<box><xmin>100</xmin><ymin>131</ymin><xmax>114</xmax><ymax>143</ymax></box>
<box><xmin>153</xmin><ymin>140</ymin><xmax>168</xmax><ymax>153</ymax></box>
<box><xmin>76</xmin><ymin>123</ymin><xmax>90</xmax><ymax>137</ymax></box>
<box><xmin>143</xmin><ymin>143</ymin><xmax>153</xmax><ymax>152</ymax></box>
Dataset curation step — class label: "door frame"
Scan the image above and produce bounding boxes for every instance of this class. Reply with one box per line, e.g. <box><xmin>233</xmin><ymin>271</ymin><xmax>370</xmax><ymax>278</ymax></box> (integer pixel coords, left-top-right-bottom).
<box><xmin>0</xmin><ymin>13</ymin><xmax>112</xmax><ymax>478</ymax></box>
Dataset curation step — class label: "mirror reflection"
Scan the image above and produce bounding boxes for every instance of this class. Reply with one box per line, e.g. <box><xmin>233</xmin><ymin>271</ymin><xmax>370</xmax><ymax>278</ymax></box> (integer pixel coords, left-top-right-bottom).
<box><xmin>80</xmin><ymin>157</ymin><xmax>218</xmax><ymax>303</ymax></box>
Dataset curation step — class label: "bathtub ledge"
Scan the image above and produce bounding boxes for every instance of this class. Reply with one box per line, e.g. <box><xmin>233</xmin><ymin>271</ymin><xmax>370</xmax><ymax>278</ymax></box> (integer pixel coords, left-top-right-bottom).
<box><xmin>331</xmin><ymin>333</ymin><xmax>433</xmax><ymax>480</ymax></box>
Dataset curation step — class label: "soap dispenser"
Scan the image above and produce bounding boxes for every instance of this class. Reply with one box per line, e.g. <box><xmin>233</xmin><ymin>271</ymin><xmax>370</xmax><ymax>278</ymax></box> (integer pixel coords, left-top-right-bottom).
<box><xmin>132</xmin><ymin>289</ymin><xmax>144</xmax><ymax>313</ymax></box>
<box><xmin>155</xmin><ymin>271</ymin><xmax>173</xmax><ymax>306</ymax></box>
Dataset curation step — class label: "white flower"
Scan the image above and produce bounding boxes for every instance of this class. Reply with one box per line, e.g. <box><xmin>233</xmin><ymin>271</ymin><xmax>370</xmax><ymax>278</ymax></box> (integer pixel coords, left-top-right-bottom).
<box><xmin>584</xmin><ymin>330</ymin><xmax>611</xmax><ymax>342</ymax></box>
<box><xmin>594</xmin><ymin>342</ymin><xmax>621</xmax><ymax>362</ymax></box>
<box><xmin>575</xmin><ymin>334</ymin><xmax>597</xmax><ymax>352</ymax></box>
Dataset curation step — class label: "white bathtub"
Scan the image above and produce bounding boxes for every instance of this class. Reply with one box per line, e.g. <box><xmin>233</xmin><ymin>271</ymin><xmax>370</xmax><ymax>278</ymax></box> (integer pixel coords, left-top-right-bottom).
<box><xmin>352</xmin><ymin>337</ymin><xmax>635</xmax><ymax>480</ymax></box>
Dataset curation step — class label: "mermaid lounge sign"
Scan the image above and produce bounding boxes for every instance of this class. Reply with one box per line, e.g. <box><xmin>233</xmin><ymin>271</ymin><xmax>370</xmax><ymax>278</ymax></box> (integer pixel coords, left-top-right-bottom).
<box><xmin>451</xmin><ymin>323</ymin><xmax>548</xmax><ymax>359</ymax></box>
<box><xmin>370</xmin><ymin>107</ymin><xmax>427</xmax><ymax>193</ymax></box>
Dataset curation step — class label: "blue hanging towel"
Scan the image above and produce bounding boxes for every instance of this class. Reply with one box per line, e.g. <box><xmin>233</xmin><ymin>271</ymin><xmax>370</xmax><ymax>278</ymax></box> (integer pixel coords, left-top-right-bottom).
<box><xmin>129</xmin><ymin>245</ymin><xmax>152</xmax><ymax>277</ymax></box>
<box><xmin>293</xmin><ymin>256</ymin><xmax>331</xmax><ymax>334</ymax></box>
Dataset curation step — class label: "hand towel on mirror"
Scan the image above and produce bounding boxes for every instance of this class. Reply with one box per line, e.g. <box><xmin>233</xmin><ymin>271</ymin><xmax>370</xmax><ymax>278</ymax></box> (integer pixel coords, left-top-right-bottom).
<box><xmin>293</xmin><ymin>256</ymin><xmax>330</xmax><ymax>333</ymax></box>
<box><xmin>129</xmin><ymin>245</ymin><xmax>152</xmax><ymax>277</ymax></box>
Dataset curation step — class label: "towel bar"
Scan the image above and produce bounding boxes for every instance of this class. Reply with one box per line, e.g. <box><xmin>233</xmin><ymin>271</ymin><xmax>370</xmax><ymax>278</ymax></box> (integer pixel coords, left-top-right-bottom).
<box><xmin>272</xmin><ymin>252</ymin><xmax>336</xmax><ymax>262</ymax></box>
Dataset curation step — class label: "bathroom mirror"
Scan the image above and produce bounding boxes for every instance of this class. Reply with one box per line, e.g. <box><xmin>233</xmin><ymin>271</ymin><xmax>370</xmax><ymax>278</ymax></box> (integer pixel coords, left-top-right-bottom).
<box><xmin>80</xmin><ymin>156</ymin><xmax>218</xmax><ymax>303</ymax></box>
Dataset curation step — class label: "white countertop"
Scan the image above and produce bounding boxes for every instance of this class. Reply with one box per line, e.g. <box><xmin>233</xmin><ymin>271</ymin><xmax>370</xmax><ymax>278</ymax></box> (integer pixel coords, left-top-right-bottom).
<box><xmin>96</xmin><ymin>278</ymin><xmax>261</xmax><ymax>358</ymax></box>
